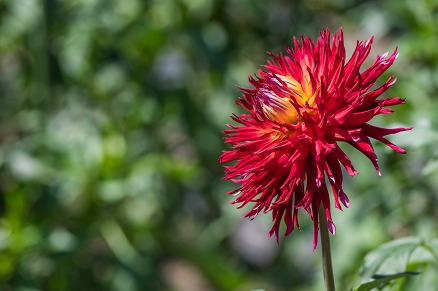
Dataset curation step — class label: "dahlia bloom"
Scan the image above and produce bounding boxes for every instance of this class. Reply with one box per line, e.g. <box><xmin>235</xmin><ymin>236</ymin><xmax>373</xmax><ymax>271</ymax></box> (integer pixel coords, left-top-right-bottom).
<box><xmin>219</xmin><ymin>28</ymin><xmax>411</xmax><ymax>249</ymax></box>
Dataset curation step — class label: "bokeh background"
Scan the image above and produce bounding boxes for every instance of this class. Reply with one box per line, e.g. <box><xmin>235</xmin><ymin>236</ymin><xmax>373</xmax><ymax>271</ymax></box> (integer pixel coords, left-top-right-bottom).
<box><xmin>0</xmin><ymin>0</ymin><xmax>437</xmax><ymax>290</ymax></box>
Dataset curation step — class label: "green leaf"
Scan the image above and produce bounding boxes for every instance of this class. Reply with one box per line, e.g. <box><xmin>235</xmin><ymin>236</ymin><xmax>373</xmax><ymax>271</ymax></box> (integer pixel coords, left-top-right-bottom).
<box><xmin>355</xmin><ymin>272</ymin><xmax>419</xmax><ymax>291</ymax></box>
<box><xmin>360</xmin><ymin>237</ymin><xmax>421</xmax><ymax>279</ymax></box>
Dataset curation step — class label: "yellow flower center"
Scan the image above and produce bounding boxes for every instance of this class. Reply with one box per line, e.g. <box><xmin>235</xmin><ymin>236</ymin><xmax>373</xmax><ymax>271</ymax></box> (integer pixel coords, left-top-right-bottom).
<box><xmin>262</xmin><ymin>73</ymin><xmax>319</xmax><ymax>124</ymax></box>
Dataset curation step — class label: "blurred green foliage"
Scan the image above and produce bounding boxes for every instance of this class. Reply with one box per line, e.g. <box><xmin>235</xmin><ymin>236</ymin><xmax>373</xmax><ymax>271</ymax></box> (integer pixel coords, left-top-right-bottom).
<box><xmin>356</xmin><ymin>237</ymin><xmax>438</xmax><ymax>290</ymax></box>
<box><xmin>0</xmin><ymin>0</ymin><xmax>437</xmax><ymax>290</ymax></box>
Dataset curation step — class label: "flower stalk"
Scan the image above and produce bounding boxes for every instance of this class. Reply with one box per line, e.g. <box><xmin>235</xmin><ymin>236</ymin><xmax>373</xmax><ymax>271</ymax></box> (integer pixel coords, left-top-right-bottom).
<box><xmin>319</xmin><ymin>205</ymin><xmax>335</xmax><ymax>291</ymax></box>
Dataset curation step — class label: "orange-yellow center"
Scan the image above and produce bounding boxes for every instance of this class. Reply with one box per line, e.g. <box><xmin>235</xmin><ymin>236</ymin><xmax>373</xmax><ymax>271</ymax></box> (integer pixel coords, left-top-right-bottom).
<box><xmin>262</xmin><ymin>73</ymin><xmax>318</xmax><ymax>124</ymax></box>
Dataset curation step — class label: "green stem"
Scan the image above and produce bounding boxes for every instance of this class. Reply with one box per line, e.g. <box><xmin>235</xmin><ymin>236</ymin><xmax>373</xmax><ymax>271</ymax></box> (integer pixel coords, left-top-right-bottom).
<box><xmin>319</xmin><ymin>205</ymin><xmax>336</xmax><ymax>291</ymax></box>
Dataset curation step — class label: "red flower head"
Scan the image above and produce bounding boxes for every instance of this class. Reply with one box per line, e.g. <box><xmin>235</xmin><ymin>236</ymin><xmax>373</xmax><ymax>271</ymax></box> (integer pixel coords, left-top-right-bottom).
<box><xmin>219</xmin><ymin>28</ymin><xmax>412</xmax><ymax>249</ymax></box>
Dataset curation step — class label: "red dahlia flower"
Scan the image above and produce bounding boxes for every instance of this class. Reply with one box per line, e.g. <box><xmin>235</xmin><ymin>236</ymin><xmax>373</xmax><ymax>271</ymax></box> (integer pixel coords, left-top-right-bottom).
<box><xmin>219</xmin><ymin>28</ymin><xmax>412</xmax><ymax>249</ymax></box>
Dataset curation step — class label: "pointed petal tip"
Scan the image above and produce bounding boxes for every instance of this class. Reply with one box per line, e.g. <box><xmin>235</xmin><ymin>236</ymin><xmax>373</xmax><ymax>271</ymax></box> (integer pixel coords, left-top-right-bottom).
<box><xmin>316</xmin><ymin>178</ymin><xmax>322</xmax><ymax>187</ymax></box>
<box><xmin>399</xmin><ymin>148</ymin><xmax>408</xmax><ymax>154</ymax></box>
<box><xmin>268</xmin><ymin>228</ymin><xmax>281</xmax><ymax>245</ymax></box>
<box><xmin>339</xmin><ymin>192</ymin><xmax>350</xmax><ymax>208</ymax></box>
<box><xmin>328</xmin><ymin>221</ymin><xmax>336</xmax><ymax>235</ymax></box>
<box><xmin>312</xmin><ymin>240</ymin><xmax>318</xmax><ymax>251</ymax></box>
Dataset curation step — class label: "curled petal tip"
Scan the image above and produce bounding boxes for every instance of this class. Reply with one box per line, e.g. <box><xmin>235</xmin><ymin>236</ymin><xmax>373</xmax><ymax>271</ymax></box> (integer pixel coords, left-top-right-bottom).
<box><xmin>327</xmin><ymin>221</ymin><xmax>336</xmax><ymax>235</ymax></box>
<box><xmin>339</xmin><ymin>192</ymin><xmax>350</xmax><ymax>208</ymax></box>
<box><xmin>316</xmin><ymin>179</ymin><xmax>322</xmax><ymax>187</ymax></box>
